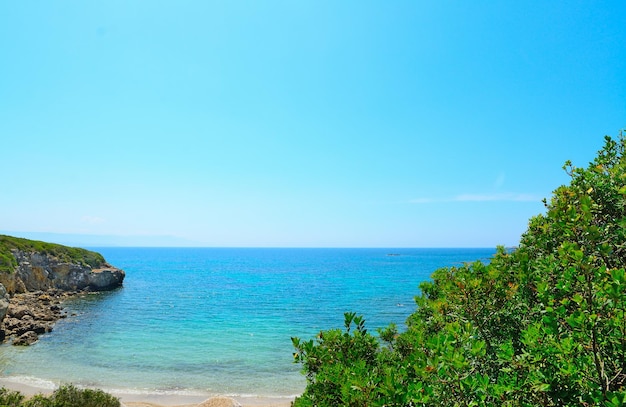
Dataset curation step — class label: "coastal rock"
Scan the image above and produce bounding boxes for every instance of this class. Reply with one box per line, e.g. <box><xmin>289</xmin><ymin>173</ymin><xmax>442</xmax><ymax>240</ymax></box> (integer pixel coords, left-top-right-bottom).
<box><xmin>0</xmin><ymin>284</ymin><xmax>9</xmax><ymax>321</ymax></box>
<box><xmin>13</xmin><ymin>330</ymin><xmax>39</xmax><ymax>346</ymax></box>
<box><xmin>87</xmin><ymin>266</ymin><xmax>126</xmax><ymax>291</ymax></box>
<box><xmin>8</xmin><ymin>304</ymin><xmax>32</xmax><ymax>319</ymax></box>
<box><xmin>0</xmin><ymin>237</ymin><xmax>125</xmax><ymax>345</ymax></box>
<box><xmin>0</xmin><ymin>249</ymin><xmax>125</xmax><ymax>294</ymax></box>
<box><xmin>198</xmin><ymin>397</ymin><xmax>242</xmax><ymax>407</ymax></box>
<box><xmin>0</xmin><ymin>290</ymin><xmax>69</xmax><ymax>345</ymax></box>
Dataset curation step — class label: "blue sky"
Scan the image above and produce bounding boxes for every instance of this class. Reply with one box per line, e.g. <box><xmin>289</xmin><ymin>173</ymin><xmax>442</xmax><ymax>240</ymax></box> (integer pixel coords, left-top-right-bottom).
<box><xmin>1</xmin><ymin>1</ymin><xmax>625</xmax><ymax>247</ymax></box>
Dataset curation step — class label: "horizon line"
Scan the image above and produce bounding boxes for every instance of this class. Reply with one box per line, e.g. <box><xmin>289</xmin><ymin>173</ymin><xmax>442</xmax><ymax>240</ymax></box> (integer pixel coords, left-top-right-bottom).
<box><xmin>1</xmin><ymin>231</ymin><xmax>512</xmax><ymax>250</ymax></box>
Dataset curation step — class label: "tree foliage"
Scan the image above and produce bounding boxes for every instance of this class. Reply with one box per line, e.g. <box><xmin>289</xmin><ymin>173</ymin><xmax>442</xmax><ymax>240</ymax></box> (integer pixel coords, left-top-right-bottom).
<box><xmin>292</xmin><ymin>132</ymin><xmax>626</xmax><ymax>406</ymax></box>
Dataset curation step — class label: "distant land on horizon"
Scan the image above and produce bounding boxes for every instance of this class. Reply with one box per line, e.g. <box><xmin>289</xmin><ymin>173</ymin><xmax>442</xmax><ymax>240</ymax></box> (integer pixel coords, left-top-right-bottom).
<box><xmin>0</xmin><ymin>231</ymin><xmax>205</xmax><ymax>248</ymax></box>
<box><xmin>0</xmin><ymin>231</ymin><xmax>497</xmax><ymax>249</ymax></box>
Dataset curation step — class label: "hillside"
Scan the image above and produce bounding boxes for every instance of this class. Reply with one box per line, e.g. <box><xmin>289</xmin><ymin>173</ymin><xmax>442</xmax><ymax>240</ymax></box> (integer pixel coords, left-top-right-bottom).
<box><xmin>0</xmin><ymin>235</ymin><xmax>105</xmax><ymax>274</ymax></box>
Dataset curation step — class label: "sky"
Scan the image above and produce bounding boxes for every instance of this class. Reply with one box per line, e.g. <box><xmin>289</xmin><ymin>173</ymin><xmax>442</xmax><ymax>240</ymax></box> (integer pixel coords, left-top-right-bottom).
<box><xmin>1</xmin><ymin>1</ymin><xmax>625</xmax><ymax>248</ymax></box>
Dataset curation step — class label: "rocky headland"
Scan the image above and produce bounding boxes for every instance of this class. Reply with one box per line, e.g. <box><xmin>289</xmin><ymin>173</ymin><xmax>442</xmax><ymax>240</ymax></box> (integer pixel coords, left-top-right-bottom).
<box><xmin>0</xmin><ymin>235</ymin><xmax>125</xmax><ymax>345</ymax></box>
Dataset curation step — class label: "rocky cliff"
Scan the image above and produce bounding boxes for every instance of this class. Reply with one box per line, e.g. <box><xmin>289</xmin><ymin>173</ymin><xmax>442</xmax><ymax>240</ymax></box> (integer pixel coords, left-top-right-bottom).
<box><xmin>0</xmin><ymin>249</ymin><xmax>125</xmax><ymax>294</ymax></box>
<box><xmin>0</xmin><ymin>235</ymin><xmax>125</xmax><ymax>344</ymax></box>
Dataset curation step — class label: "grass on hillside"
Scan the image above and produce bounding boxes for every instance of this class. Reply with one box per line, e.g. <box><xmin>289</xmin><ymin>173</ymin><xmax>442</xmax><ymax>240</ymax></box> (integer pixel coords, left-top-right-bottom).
<box><xmin>0</xmin><ymin>235</ymin><xmax>105</xmax><ymax>274</ymax></box>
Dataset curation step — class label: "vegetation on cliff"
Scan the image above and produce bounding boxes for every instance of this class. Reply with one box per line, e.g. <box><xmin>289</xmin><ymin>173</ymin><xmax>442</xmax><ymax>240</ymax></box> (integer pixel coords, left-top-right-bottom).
<box><xmin>292</xmin><ymin>132</ymin><xmax>626</xmax><ymax>406</ymax></box>
<box><xmin>0</xmin><ymin>235</ymin><xmax>105</xmax><ymax>274</ymax></box>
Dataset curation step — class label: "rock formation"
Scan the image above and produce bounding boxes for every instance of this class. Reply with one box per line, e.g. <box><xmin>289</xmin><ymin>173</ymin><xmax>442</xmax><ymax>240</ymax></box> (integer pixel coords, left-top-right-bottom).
<box><xmin>0</xmin><ymin>235</ymin><xmax>125</xmax><ymax>345</ymax></box>
<box><xmin>0</xmin><ymin>249</ymin><xmax>125</xmax><ymax>294</ymax></box>
<box><xmin>0</xmin><ymin>283</ymin><xmax>10</xmax><ymax>321</ymax></box>
<box><xmin>1</xmin><ymin>290</ymin><xmax>75</xmax><ymax>345</ymax></box>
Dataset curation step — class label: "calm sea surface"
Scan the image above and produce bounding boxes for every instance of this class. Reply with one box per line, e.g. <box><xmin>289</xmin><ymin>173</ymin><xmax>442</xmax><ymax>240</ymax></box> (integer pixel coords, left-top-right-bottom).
<box><xmin>0</xmin><ymin>247</ymin><xmax>494</xmax><ymax>397</ymax></box>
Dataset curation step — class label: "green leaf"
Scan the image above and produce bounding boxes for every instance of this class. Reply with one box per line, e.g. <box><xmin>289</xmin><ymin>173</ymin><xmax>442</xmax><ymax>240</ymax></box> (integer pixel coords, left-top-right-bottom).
<box><xmin>572</xmin><ymin>293</ymin><xmax>584</xmax><ymax>304</ymax></box>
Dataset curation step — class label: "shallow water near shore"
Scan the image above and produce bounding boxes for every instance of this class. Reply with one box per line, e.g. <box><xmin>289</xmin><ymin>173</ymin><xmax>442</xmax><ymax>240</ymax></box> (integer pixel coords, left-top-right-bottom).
<box><xmin>0</xmin><ymin>247</ymin><xmax>494</xmax><ymax>397</ymax></box>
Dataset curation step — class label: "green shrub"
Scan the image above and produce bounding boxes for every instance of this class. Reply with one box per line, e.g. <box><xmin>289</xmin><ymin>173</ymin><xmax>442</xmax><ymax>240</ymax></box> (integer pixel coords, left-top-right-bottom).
<box><xmin>0</xmin><ymin>387</ymin><xmax>25</xmax><ymax>407</ymax></box>
<box><xmin>292</xmin><ymin>312</ymin><xmax>386</xmax><ymax>406</ymax></box>
<box><xmin>47</xmin><ymin>384</ymin><xmax>119</xmax><ymax>407</ymax></box>
<box><xmin>21</xmin><ymin>395</ymin><xmax>52</xmax><ymax>407</ymax></box>
<box><xmin>0</xmin><ymin>385</ymin><xmax>119</xmax><ymax>407</ymax></box>
<box><xmin>292</xmin><ymin>131</ymin><xmax>626</xmax><ymax>406</ymax></box>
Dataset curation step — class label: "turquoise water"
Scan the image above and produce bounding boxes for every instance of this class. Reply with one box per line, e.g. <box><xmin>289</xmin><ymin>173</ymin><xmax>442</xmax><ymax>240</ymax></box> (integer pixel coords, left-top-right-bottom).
<box><xmin>0</xmin><ymin>248</ymin><xmax>494</xmax><ymax>397</ymax></box>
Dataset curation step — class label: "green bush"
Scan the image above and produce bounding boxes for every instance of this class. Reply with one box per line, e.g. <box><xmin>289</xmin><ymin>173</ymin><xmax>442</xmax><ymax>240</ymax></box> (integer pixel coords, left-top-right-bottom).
<box><xmin>292</xmin><ymin>312</ymin><xmax>386</xmax><ymax>406</ymax></box>
<box><xmin>45</xmin><ymin>384</ymin><xmax>119</xmax><ymax>407</ymax></box>
<box><xmin>0</xmin><ymin>387</ymin><xmax>25</xmax><ymax>407</ymax></box>
<box><xmin>21</xmin><ymin>395</ymin><xmax>52</xmax><ymax>407</ymax></box>
<box><xmin>0</xmin><ymin>385</ymin><xmax>119</xmax><ymax>407</ymax></box>
<box><xmin>292</xmin><ymin>131</ymin><xmax>626</xmax><ymax>406</ymax></box>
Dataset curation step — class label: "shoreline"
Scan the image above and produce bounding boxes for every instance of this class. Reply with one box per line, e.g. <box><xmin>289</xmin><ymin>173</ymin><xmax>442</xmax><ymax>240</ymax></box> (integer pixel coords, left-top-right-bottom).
<box><xmin>0</xmin><ymin>377</ymin><xmax>295</xmax><ymax>407</ymax></box>
<box><xmin>0</xmin><ymin>291</ymin><xmax>302</xmax><ymax>406</ymax></box>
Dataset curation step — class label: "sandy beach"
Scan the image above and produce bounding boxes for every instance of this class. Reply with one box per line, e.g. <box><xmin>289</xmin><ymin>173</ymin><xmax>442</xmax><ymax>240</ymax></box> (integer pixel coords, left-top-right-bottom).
<box><xmin>0</xmin><ymin>378</ymin><xmax>293</xmax><ymax>407</ymax></box>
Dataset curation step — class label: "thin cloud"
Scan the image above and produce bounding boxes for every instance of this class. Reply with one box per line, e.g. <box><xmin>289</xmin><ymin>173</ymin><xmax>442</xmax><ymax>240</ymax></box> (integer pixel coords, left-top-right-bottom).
<box><xmin>455</xmin><ymin>193</ymin><xmax>541</xmax><ymax>202</ymax></box>
<box><xmin>410</xmin><ymin>193</ymin><xmax>542</xmax><ymax>204</ymax></box>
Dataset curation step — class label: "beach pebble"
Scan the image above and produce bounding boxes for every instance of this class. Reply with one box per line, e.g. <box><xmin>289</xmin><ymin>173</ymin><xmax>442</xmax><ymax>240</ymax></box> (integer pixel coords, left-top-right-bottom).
<box><xmin>198</xmin><ymin>396</ymin><xmax>242</xmax><ymax>407</ymax></box>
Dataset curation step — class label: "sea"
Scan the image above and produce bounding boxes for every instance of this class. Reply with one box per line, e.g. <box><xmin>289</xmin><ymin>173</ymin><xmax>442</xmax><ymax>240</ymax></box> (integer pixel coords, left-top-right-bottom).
<box><xmin>0</xmin><ymin>247</ymin><xmax>494</xmax><ymax>399</ymax></box>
